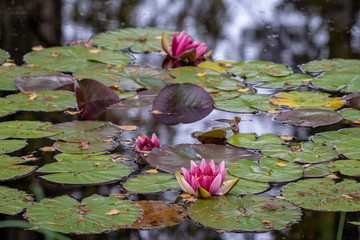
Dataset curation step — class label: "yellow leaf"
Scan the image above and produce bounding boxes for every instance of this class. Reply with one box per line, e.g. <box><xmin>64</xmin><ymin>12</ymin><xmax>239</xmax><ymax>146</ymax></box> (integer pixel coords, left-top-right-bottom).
<box><xmin>281</xmin><ymin>136</ymin><xmax>293</xmax><ymax>141</ymax></box>
<box><xmin>276</xmin><ymin>162</ymin><xmax>287</xmax><ymax>167</ymax></box>
<box><xmin>275</xmin><ymin>196</ymin><xmax>286</xmax><ymax>200</ymax></box>
<box><xmin>146</xmin><ymin>169</ymin><xmax>159</xmax><ymax>173</ymax></box>
<box><xmin>267</xmin><ymin>110</ymin><xmax>280</xmax><ymax>114</ymax></box>
<box><xmin>151</xmin><ymin>110</ymin><xmax>163</xmax><ymax>114</ymax></box>
<box><xmin>326</xmin><ymin>174</ymin><xmax>340</xmax><ymax>179</ymax></box>
<box><xmin>52</xmin><ymin>51</ymin><xmax>60</xmax><ymax>57</ymax></box>
<box><xmin>64</xmin><ymin>110</ymin><xmax>81</xmax><ymax>115</ymax></box>
<box><xmin>154</xmin><ymin>36</ymin><xmax>162</xmax><ymax>40</ymax></box>
<box><xmin>32</xmin><ymin>46</ymin><xmax>44</xmax><ymax>51</ymax></box>
<box><xmin>196</xmin><ymin>72</ymin><xmax>208</xmax><ymax>77</ymax></box>
<box><xmin>40</xmin><ymin>146</ymin><xmax>56</xmax><ymax>152</ymax></box>
<box><xmin>105</xmin><ymin>208</ymin><xmax>120</xmax><ymax>216</ymax></box>
<box><xmin>118</xmin><ymin>125</ymin><xmax>137</xmax><ymax>131</ymax></box>
<box><xmin>27</xmin><ymin>92</ymin><xmax>39</xmax><ymax>101</ymax></box>
<box><xmin>198</xmin><ymin>61</ymin><xmax>227</xmax><ymax>73</ymax></box>
<box><xmin>342</xmin><ymin>194</ymin><xmax>353</xmax><ymax>199</ymax></box>
<box><xmin>236</xmin><ymin>88</ymin><xmax>252</xmax><ymax>93</ymax></box>
<box><xmin>89</xmin><ymin>49</ymin><xmax>101</xmax><ymax>54</ymax></box>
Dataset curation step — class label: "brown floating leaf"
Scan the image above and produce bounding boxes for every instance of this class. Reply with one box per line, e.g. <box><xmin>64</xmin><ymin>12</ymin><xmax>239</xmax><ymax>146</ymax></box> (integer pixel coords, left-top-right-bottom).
<box><xmin>105</xmin><ymin>208</ymin><xmax>121</xmax><ymax>216</ymax></box>
<box><xmin>229</xmin><ymin>116</ymin><xmax>241</xmax><ymax>134</ymax></box>
<box><xmin>146</xmin><ymin>169</ymin><xmax>159</xmax><ymax>173</ymax></box>
<box><xmin>27</xmin><ymin>92</ymin><xmax>39</xmax><ymax>101</ymax></box>
<box><xmin>277</xmin><ymin>162</ymin><xmax>287</xmax><ymax>167</ymax></box>
<box><xmin>117</xmin><ymin>125</ymin><xmax>137</xmax><ymax>131</ymax></box>
<box><xmin>80</xmin><ymin>141</ymin><xmax>90</xmax><ymax>150</ymax></box>
<box><xmin>40</xmin><ymin>146</ymin><xmax>56</xmax><ymax>152</ymax></box>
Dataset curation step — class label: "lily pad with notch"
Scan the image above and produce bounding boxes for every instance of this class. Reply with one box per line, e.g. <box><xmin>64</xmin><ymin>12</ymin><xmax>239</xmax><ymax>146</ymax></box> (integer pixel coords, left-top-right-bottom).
<box><xmin>227</xmin><ymin>61</ymin><xmax>292</xmax><ymax>77</ymax></box>
<box><xmin>146</xmin><ymin>144</ymin><xmax>261</xmax><ymax>174</ymax></box>
<box><xmin>228</xmin><ymin>133</ymin><xmax>283</xmax><ymax>149</ymax></box>
<box><xmin>0</xmin><ymin>186</ymin><xmax>33</xmax><ymax>215</ymax></box>
<box><xmin>282</xmin><ymin>178</ymin><xmax>360</xmax><ymax>211</ymax></box>
<box><xmin>24</xmin><ymin>46</ymin><xmax>131</xmax><ymax>72</ymax></box>
<box><xmin>93</xmin><ymin>28</ymin><xmax>177</xmax><ymax>52</ymax></box>
<box><xmin>300</xmin><ymin>59</ymin><xmax>360</xmax><ymax>73</ymax></box>
<box><xmin>328</xmin><ymin>159</ymin><xmax>360</xmax><ymax>177</ymax></box>
<box><xmin>245</xmin><ymin>73</ymin><xmax>313</xmax><ymax>89</ymax></box>
<box><xmin>226</xmin><ymin>175</ymin><xmax>269</xmax><ymax>195</ymax></box>
<box><xmin>228</xmin><ymin>158</ymin><xmax>303</xmax><ymax>183</ymax></box>
<box><xmin>53</xmin><ymin>140</ymin><xmax>117</xmax><ymax>154</ymax></box>
<box><xmin>338</xmin><ymin>108</ymin><xmax>360</xmax><ymax>123</ymax></box>
<box><xmin>0</xmin><ymin>121</ymin><xmax>55</xmax><ymax>140</ymax></box>
<box><xmin>152</xmin><ymin>83</ymin><xmax>214</xmax><ymax>125</ymax></box>
<box><xmin>303</xmin><ymin>163</ymin><xmax>331</xmax><ymax>177</ymax></box>
<box><xmin>312</xmin><ymin>71</ymin><xmax>360</xmax><ymax>93</ymax></box>
<box><xmin>37</xmin><ymin>160</ymin><xmax>132</xmax><ymax>184</ymax></box>
<box><xmin>188</xmin><ymin>194</ymin><xmax>301</xmax><ymax>232</ymax></box>
<box><xmin>124</xmin><ymin>174</ymin><xmax>180</xmax><ymax>193</ymax></box>
<box><xmin>0</xmin><ymin>140</ymin><xmax>28</xmax><ymax>155</ymax></box>
<box><xmin>0</xmin><ymin>155</ymin><xmax>35</xmax><ymax>181</ymax></box>
<box><xmin>25</xmin><ymin>194</ymin><xmax>140</xmax><ymax>233</ymax></box>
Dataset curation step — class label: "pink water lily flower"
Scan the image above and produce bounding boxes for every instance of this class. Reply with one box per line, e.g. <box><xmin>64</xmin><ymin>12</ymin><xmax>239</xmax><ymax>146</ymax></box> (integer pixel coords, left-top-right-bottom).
<box><xmin>162</xmin><ymin>31</ymin><xmax>207</xmax><ymax>61</ymax></box>
<box><xmin>135</xmin><ymin>133</ymin><xmax>160</xmax><ymax>155</ymax></box>
<box><xmin>175</xmin><ymin>158</ymin><xmax>239</xmax><ymax>198</ymax></box>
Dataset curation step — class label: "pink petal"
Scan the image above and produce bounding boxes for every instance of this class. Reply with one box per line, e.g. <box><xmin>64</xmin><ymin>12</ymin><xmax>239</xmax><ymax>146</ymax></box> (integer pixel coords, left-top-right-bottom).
<box><xmin>209</xmin><ymin>159</ymin><xmax>216</xmax><ymax>174</ymax></box>
<box><xmin>195</xmin><ymin>43</ymin><xmax>207</xmax><ymax>59</ymax></box>
<box><xmin>201</xmin><ymin>176</ymin><xmax>212</xmax><ymax>192</ymax></box>
<box><xmin>191</xmin><ymin>175</ymin><xmax>200</xmax><ymax>192</ymax></box>
<box><xmin>181</xmin><ymin>167</ymin><xmax>191</xmax><ymax>183</ymax></box>
<box><xmin>151</xmin><ymin>133</ymin><xmax>160</xmax><ymax>148</ymax></box>
<box><xmin>209</xmin><ymin>174</ymin><xmax>223</xmax><ymax>195</ymax></box>
<box><xmin>175</xmin><ymin>33</ymin><xmax>192</xmax><ymax>57</ymax></box>
<box><xmin>199</xmin><ymin>158</ymin><xmax>208</xmax><ymax>173</ymax></box>
<box><xmin>216</xmin><ymin>178</ymin><xmax>239</xmax><ymax>195</ymax></box>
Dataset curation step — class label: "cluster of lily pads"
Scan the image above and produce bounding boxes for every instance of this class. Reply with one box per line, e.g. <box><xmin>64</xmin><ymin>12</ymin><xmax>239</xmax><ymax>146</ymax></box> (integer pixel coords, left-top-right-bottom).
<box><xmin>1</xmin><ymin>28</ymin><xmax>360</xmax><ymax>235</ymax></box>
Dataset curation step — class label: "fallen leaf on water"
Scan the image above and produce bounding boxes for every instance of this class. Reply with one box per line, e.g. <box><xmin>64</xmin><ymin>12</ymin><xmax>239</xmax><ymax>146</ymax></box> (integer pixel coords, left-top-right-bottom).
<box><xmin>81</xmin><ymin>141</ymin><xmax>90</xmax><ymax>150</ymax></box>
<box><xmin>64</xmin><ymin>110</ymin><xmax>81</xmax><ymax>115</ymax></box>
<box><xmin>267</xmin><ymin>110</ymin><xmax>280</xmax><ymax>114</ymax></box>
<box><xmin>146</xmin><ymin>169</ymin><xmax>159</xmax><ymax>173</ymax></box>
<box><xmin>118</xmin><ymin>125</ymin><xmax>138</xmax><ymax>131</ymax></box>
<box><xmin>27</xmin><ymin>92</ymin><xmax>39</xmax><ymax>101</ymax></box>
<box><xmin>342</xmin><ymin>194</ymin><xmax>353</xmax><ymax>199</ymax></box>
<box><xmin>236</xmin><ymin>88</ymin><xmax>252</xmax><ymax>93</ymax></box>
<box><xmin>105</xmin><ymin>208</ymin><xmax>121</xmax><ymax>216</ymax></box>
<box><xmin>40</xmin><ymin>146</ymin><xmax>56</xmax><ymax>152</ymax></box>
<box><xmin>32</xmin><ymin>46</ymin><xmax>44</xmax><ymax>51</ymax></box>
<box><xmin>326</xmin><ymin>174</ymin><xmax>340</xmax><ymax>179</ymax></box>
<box><xmin>52</xmin><ymin>51</ymin><xmax>60</xmax><ymax>57</ymax></box>
<box><xmin>196</xmin><ymin>72</ymin><xmax>208</xmax><ymax>77</ymax></box>
<box><xmin>277</xmin><ymin>162</ymin><xmax>287</xmax><ymax>167</ymax></box>
<box><xmin>281</xmin><ymin>135</ymin><xmax>293</xmax><ymax>141</ymax></box>
<box><xmin>89</xmin><ymin>49</ymin><xmax>101</xmax><ymax>54</ymax></box>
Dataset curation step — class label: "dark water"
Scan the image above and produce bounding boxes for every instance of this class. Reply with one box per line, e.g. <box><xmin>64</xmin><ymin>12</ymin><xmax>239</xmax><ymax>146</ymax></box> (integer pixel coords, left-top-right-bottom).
<box><xmin>1</xmin><ymin>0</ymin><xmax>360</xmax><ymax>239</ymax></box>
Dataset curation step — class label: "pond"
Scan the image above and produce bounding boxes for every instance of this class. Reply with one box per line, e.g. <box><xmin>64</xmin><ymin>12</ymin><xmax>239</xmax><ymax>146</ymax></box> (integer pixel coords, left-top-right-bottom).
<box><xmin>1</xmin><ymin>0</ymin><xmax>360</xmax><ymax>239</ymax></box>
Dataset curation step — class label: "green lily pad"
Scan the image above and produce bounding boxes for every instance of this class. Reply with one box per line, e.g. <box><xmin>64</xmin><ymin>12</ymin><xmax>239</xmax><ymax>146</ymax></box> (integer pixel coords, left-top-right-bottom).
<box><xmin>46</xmin><ymin>121</ymin><xmax>120</xmax><ymax>142</ymax></box>
<box><xmin>261</xmin><ymin>142</ymin><xmax>338</xmax><ymax>163</ymax></box>
<box><xmin>146</xmin><ymin>144</ymin><xmax>261</xmax><ymax>174</ymax></box>
<box><xmin>214</xmin><ymin>94</ymin><xmax>276</xmax><ymax>113</ymax></box>
<box><xmin>312</xmin><ymin>71</ymin><xmax>360</xmax><ymax>92</ymax></box>
<box><xmin>37</xmin><ymin>160</ymin><xmax>132</xmax><ymax>184</ymax></box>
<box><xmin>0</xmin><ymin>98</ymin><xmax>17</xmax><ymax>117</ymax></box>
<box><xmin>53</xmin><ymin>140</ymin><xmax>117</xmax><ymax>154</ymax></box>
<box><xmin>335</xmin><ymin>139</ymin><xmax>360</xmax><ymax>159</ymax></box>
<box><xmin>6</xmin><ymin>90</ymin><xmax>76</xmax><ymax>112</ymax></box>
<box><xmin>282</xmin><ymin>178</ymin><xmax>360</xmax><ymax>211</ymax></box>
<box><xmin>227</xmin><ymin>61</ymin><xmax>292</xmax><ymax>77</ymax></box>
<box><xmin>311</xmin><ymin>128</ymin><xmax>360</xmax><ymax>146</ymax></box>
<box><xmin>339</xmin><ymin>108</ymin><xmax>360</xmax><ymax>123</ymax></box>
<box><xmin>0</xmin><ymin>186</ymin><xmax>33</xmax><ymax>215</ymax></box>
<box><xmin>275</xmin><ymin>108</ymin><xmax>343</xmax><ymax>127</ymax></box>
<box><xmin>246</xmin><ymin>73</ymin><xmax>313</xmax><ymax>89</ymax></box>
<box><xmin>124</xmin><ymin>174</ymin><xmax>180</xmax><ymax>193</ymax></box>
<box><xmin>169</xmin><ymin>66</ymin><xmax>221</xmax><ymax>78</ymax></box>
<box><xmin>227</xmin><ymin>176</ymin><xmax>269</xmax><ymax>195</ymax></box>
<box><xmin>173</xmin><ymin>74</ymin><xmax>245</xmax><ymax>92</ymax></box>
<box><xmin>188</xmin><ymin>194</ymin><xmax>301</xmax><ymax>232</ymax></box>
<box><xmin>0</xmin><ymin>121</ymin><xmax>55</xmax><ymax>140</ymax></box>
<box><xmin>349</xmin><ymin>221</ymin><xmax>360</xmax><ymax>226</ymax></box>
<box><xmin>198</xmin><ymin>61</ymin><xmax>229</xmax><ymax>73</ymax></box>
<box><xmin>227</xmin><ymin>133</ymin><xmax>283</xmax><ymax>149</ymax></box>
<box><xmin>0</xmin><ymin>49</ymin><xmax>9</xmax><ymax>63</ymax></box>
<box><xmin>93</xmin><ymin>28</ymin><xmax>176</xmax><ymax>52</ymax></box>
<box><xmin>0</xmin><ymin>155</ymin><xmax>35</xmax><ymax>181</ymax></box>
<box><xmin>25</xmin><ymin>194</ymin><xmax>140</xmax><ymax>233</ymax></box>
<box><xmin>0</xmin><ymin>65</ymin><xmax>60</xmax><ymax>91</ymax></box>
<box><xmin>303</xmin><ymin>163</ymin><xmax>331</xmax><ymax>177</ymax></box>
<box><xmin>228</xmin><ymin>158</ymin><xmax>303</xmax><ymax>183</ymax></box>
<box><xmin>24</xmin><ymin>46</ymin><xmax>131</xmax><ymax>72</ymax></box>
<box><xmin>269</xmin><ymin>91</ymin><xmax>344</xmax><ymax>109</ymax></box>
<box><xmin>300</xmin><ymin>59</ymin><xmax>360</xmax><ymax>73</ymax></box>
<box><xmin>210</xmin><ymin>91</ymin><xmax>241</xmax><ymax>101</ymax></box>
<box><xmin>0</xmin><ymin>140</ymin><xmax>27</xmax><ymax>154</ymax></box>
<box><xmin>328</xmin><ymin>160</ymin><xmax>360</xmax><ymax>177</ymax></box>
<box><xmin>55</xmin><ymin>153</ymin><xmax>111</xmax><ymax>162</ymax></box>
<box><xmin>75</xmin><ymin>65</ymin><xmax>169</xmax><ymax>91</ymax></box>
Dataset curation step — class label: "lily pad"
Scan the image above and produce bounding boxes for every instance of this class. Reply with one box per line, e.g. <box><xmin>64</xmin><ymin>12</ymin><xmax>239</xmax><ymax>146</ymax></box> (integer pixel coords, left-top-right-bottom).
<box><xmin>46</xmin><ymin>121</ymin><xmax>120</xmax><ymax>142</ymax></box>
<box><xmin>335</xmin><ymin>139</ymin><xmax>360</xmax><ymax>159</ymax></box>
<box><xmin>0</xmin><ymin>98</ymin><xmax>17</xmax><ymax>117</ymax></box>
<box><xmin>227</xmin><ymin>133</ymin><xmax>283</xmax><ymax>149</ymax></box>
<box><xmin>152</xmin><ymin>83</ymin><xmax>214</xmax><ymax>125</ymax></box>
<box><xmin>129</xmin><ymin>201</ymin><xmax>186</xmax><ymax>229</ymax></box>
<box><xmin>0</xmin><ymin>186</ymin><xmax>33</xmax><ymax>215</ymax></box>
<box><xmin>0</xmin><ymin>155</ymin><xmax>35</xmax><ymax>181</ymax></box>
<box><xmin>275</xmin><ymin>109</ymin><xmax>343</xmax><ymax>127</ymax></box>
<box><xmin>311</xmin><ymin>128</ymin><xmax>360</xmax><ymax>146</ymax></box>
<box><xmin>282</xmin><ymin>178</ymin><xmax>360</xmax><ymax>211</ymax></box>
<box><xmin>0</xmin><ymin>65</ymin><xmax>60</xmax><ymax>91</ymax></box>
<box><xmin>228</xmin><ymin>158</ymin><xmax>303</xmax><ymax>182</ymax></box>
<box><xmin>227</xmin><ymin>61</ymin><xmax>292</xmax><ymax>77</ymax></box>
<box><xmin>53</xmin><ymin>140</ymin><xmax>117</xmax><ymax>154</ymax></box>
<box><xmin>300</xmin><ymin>59</ymin><xmax>360</xmax><ymax>73</ymax></box>
<box><xmin>5</xmin><ymin>90</ymin><xmax>77</xmax><ymax>112</ymax></box>
<box><xmin>210</xmin><ymin>91</ymin><xmax>241</xmax><ymax>101</ymax></box>
<box><xmin>124</xmin><ymin>174</ymin><xmax>180</xmax><ymax>193</ymax></box>
<box><xmin>312</xmin><ymin>71</ymin><xmax>360</xmax><ymax>92</ymax></box>
<box><xmin>75</xmin><ymin>65</ymin><xmax>169</xmax><ymax>91</ymax></box>
<box><xmin>0</xmin><ymin>140</ymin><xmax>27</xmax><ymax>154</ymax></box>
<box><xmin>339</xmin><ymin>108</ymin><xmax>360</xmax><ymax>124</ymax></box>
<box><xmin>24</xmin><ymin>46</ymin><xmax>131</xmax><ymax>72</ymax></box>
<box><xmin>37</xmin><ymin>160</ymin><xmax>132</xmax><ymax>184</ymax></box>
<box><xmin>260</xmin><ymin>142</ymin><xmax>338</xmax><ymax>163</ymax></box>
<box><xmin>328</xmin><ymin>160</ymin><xmax>360</xmax><ymax>177</ymax></box>
<box><xmin>188</xmin><ymin>194</ymin><xmax>301</xmax><ymax>232</ymax></box>
<box><xmin>170</xmin><ymin>66</ymin><xmax>221</xmax><ymax>78</ymax></box>
<box><xmin>55</xmin><ymin>153</ymin><xmax>111</xmax><ymax>162</ymax></box>
<box><xmin>25</xmin><ymin>194</ymin><xmax>140</xmax><ymax>233</ymax></box>
<box><xmin>227</xmin><ymin>176</ymin><xmax>269</xmax><ymax>195</ymax></box>
<box><xmin>246</xmin><ymin>73</ymin><xmax>313</xmax><ymax>89</ymax></box>
<box><xmin>303</xmin><ymin>163</ymin><xmax>331</xmax><ymax>177</ymax></box>
<box><xmin>173</xmin><ymin>74</ymin><xmax>245</xmax><ymax>92</ymax></box>
<box><xmin>269</xmin><ymin>91</ymin><xmax>344</xmax><ymax>109</ymax></box>
<box><xmin>214</xmin><ymin>94</ymin><xmax>277</xmax><ymax>113</ymax></box>
<box><xmin>146</xmin><ymin>144</ymin><xmax>261</xmax><ymax>174</ymax></box>
<box><xmin>93</xmin><ymin>28</ymin><xmax>176</xmax><ymax>52</ymax></box>
<box><xmin>0</xmin><ymin>121</ymin><xmax>55</xmax><ymax>140</ymax></box>
<box><xmin>14</xmin><ymin>75</ymin><xmax>75</xmax><ymax>92</ymax></box>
